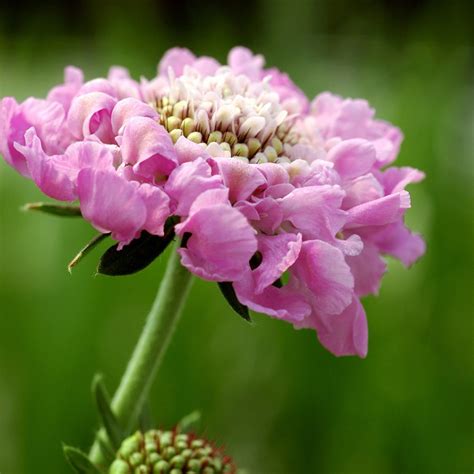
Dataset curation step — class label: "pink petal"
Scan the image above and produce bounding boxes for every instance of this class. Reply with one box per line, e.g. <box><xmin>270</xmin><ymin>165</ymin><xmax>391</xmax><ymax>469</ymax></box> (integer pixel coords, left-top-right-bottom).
<box><xmin>77</xmin><ymin>168</ymin><xmax>146</xmax><ymax>245</ymax></box>
<box><xmin>327</xmin><ymin>138</ymin><xmax>376</xmax><ymax>180</ymax></box>
<box><xmin>292</xmin><ymin>240</ymin><xmax>354</xmax><ymax>315</ymax></box>
<box><xmin>137</xmin><ymin>183</ymin><xmax>170</xmax><ymax>236</ymax></box>
<box><xmin>381</xmin><ymin>166</ymin><xmax>425</xmax><ymax>194</ymax></box>
<box><xmin>120</xmin><ymin>117</ymin><xmax>177</xmax><ymax>178</ymax></box>
<box><xmin>367</xmin><ymin>221</ymin><xmax>426</xmax><ymax>267</ymax></box>
<box><xmin>212</xmin><ymin>157</ymin><xmax>266</xmax><ymax>202</ymax></box>
<box><xmin>15</xmin><ymin>129</ymin><xmax>76</xmax><ymax>201</ymax></box>
<box><xmin>175</xmin><ymin>189</ymin><xmax>257</xmax><ymax>281</ymax></box>
<box><xmin>165</xmin><ymin>158</ymin><xmax>223</xmax><ymax>216</ymax></box>
<box><xmin>342</xmin><ymin>173</ymin><xmax>384</xmax><ymax>209</ymax></box>
<box><xmin>227</xmin><ymin>47</ymin><xmax>264</xmax><ymax>80</ymax></box>
<box><xmin>192</xmin><ymin>57</ymin><xmax>221</xmax><ymax>75</ymax></box>
<box><xmin>234</xmin><ymin>274</ymin><xmax>311</xmax><ymax>322</ymax></box>
<box><xmin>255</xmin><ymin>162</ymin><xmax>289</xmax><ymax>187</ymax></box>
<box><xmin>158</xmin><ymin>48</ymin><xmax>196</xmax><ymax>76</ymax></box>
<box><xmin>252</xmin><ymin>233</ymin><xmax>302</xmax><ymax>293</ymax></box>
<box><xmin>67</xmin><ymin>92</ymin><xmax>116</xmax><ymax>142</ymax></box>
<box><xmin>278</xmin><ymin>185</ymin><xmax>346</xmax><ymax>240</ymax></box>
<box><xmin>46</xmin><ymin>66</ymin><xmax>84</xmax><ymax>113</ymax></box>
<box><xmin>0</xmin><ymin>97</ymin><xmax>31</xmax><ymax>176</ymax></box>
<box><xmin>174</xmin><ymin>136</ymin><xmax>211</xmax><ymax>164</ymax></box>
<box><xmin>317</xmin><ymin>297</ymin><xmax>368</xmax><ymax>358</ymax></box>
<box><xmin>345</xmin><ymin>191</ymin><xmax>411</xmax><ymax>229</ymax></box>
<box><xmin>111</xmin><ymin>98</ymin><xmax>158</xmax><ymax>135</ymax></box>
<box><xmin>346</xmin><ymin>242</ymin><xmax>386</xmax><ymax>296</ymax></box>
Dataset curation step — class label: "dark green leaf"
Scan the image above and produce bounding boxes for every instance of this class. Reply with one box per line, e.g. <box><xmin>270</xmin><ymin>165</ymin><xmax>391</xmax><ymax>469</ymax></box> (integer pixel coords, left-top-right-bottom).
<box><xmin>176</xmin><ymin>410</ymin><xmax>201</xmax><ymax>433</ymax></box>
<box><xmin>92</xmin><ymin>374</ymin><xmax>123</xmax><ymax>450</ymax></box>
<box><xmin>96</xmin><ymin>433</ymin><xmax>116</xmax><ymax>465</ymax></box>
<box><xmin>218</xmin><ymin>282</ymin><xmax>251</xmax><ymax>322</ymax></box>
<box><xmin>138</xmin><ymin>402</ymin><xmax>154</xmax><ymax>433</ymax></box>
<box><xmin>97</xmin><ymin>218</ymin><xmax>178</xmax><ymax>276</ymax></box>
<box><xmin>63</xmin><ymin>445</ymin><xmax>101</xmax><ymax>473</ymax></box>
<box><xmin>68</xmin><ymin>233</ymin><xmax>110</xmax><ymax>273</ymax></box>
<box><xmin>22</xmin><ymin>202</ymin><xmax>82</xmax><ymax>217</ymax></box>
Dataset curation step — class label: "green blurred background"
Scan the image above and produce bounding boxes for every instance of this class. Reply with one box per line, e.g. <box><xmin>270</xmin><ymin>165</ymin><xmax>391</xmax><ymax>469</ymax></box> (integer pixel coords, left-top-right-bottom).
<box><xmin>0</xmin><ymin>0</ymin><xmax>472</xmax><ymax>472</ymax></box>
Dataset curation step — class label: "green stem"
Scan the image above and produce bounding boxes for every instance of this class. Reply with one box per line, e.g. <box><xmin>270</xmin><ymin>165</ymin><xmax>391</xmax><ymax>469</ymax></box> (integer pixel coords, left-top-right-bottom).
<box><xmin>89</xmin><ymin>242</ymin><xmax>193</xmax><ymax>465</ymax></box>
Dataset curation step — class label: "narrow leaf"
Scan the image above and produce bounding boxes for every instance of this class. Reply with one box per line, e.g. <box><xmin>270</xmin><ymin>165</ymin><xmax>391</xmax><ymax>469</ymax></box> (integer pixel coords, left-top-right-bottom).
<box><xmin>92</xmin><ymin>374</ymin><xmax>123</xmax><ymax>450</ymax></box>
<box><xmin>97</xmin><ymin>218</ymin><xmax>177</xmax><ymax>276</ymax></box>
<box><xmin>218</xmin><ymin>282</ymin><xmax>251</xmax><ymax>322</ymax></box>
<box><xmin>177</xmin><ymin>410</ymin><xmax>201</xmax><ymax>433</ymax></box>
<box><xmin>96</xmin><ymin>433</ymin><xmax>116</xmax><ymax>465</ymax></box>
<box><xmin>63</xmin><ymin>445</ymin><xmax>101</xmax><ymax>473</ymax></box>
<box><xmin>68</xmin><ymin>233</ymin><xmax>110</xmax><ymax>273</ymax></box>
<box><xmin>138</xmin><ymin>402</ymin><xmax>154</xmax><ymax>433</ymax></box>
<box><xmin>23</xmin><ymin>202</ymin><xmax>82</xmax><ymax>217</ymax></box>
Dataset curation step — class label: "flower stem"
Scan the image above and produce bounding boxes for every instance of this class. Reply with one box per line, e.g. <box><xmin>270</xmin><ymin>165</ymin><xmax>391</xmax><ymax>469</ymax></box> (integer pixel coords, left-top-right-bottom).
<box><xmin>89</xmin><ymin>242</ymin><xmax>193</xmax><ymax>465</ymax></box>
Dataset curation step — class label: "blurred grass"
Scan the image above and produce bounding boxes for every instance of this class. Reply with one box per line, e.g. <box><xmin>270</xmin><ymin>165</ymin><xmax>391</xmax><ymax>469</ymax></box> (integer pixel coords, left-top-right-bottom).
<box><xmin>0</xmin><ymin>1</ymin><xmax>472</xmax><ymax>473</ymax></box>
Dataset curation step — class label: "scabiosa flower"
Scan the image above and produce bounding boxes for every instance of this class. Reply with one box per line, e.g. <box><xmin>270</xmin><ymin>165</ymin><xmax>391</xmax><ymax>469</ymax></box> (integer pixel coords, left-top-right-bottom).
<box><xmin>0</xmin><ymin>46</ymin><xmax>425</xmax><ymax>358</ymax></box>
<box><xmin>109</xmin><ymin>430</ymin><xmax>235</xmax><ymax>474</ymax></box>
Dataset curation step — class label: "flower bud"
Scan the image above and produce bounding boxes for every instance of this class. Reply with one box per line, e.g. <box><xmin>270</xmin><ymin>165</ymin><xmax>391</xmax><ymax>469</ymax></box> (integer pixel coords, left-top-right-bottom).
<box><xmin>109</xmin><ymin>430</ymin><xmax>236</xmax><ymax>473</ymax></box>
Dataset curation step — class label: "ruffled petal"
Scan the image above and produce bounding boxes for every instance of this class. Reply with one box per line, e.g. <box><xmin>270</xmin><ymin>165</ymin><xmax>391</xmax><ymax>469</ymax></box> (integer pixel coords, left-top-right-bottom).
<box><xmin>46</xmin><ymin>66</ymin><xmax>84</xmax><ymax>113</ymax></box>
<box><xmin>227</xmin><ymin>47</ymin><xmax>264</xmax><ymax>81</ymax></box>
<box><xmin>158</xmin><ymin>48</ymin><xmax>196</xmax><ymax>76</ymax></box>
<box><xmin>120</xmin><ymin>117</ymin><xmax>178</xmax><ymax>178</ymax></box>
<box><xmin>174</xmin><ymin>136</ymin><xmax>211</xmax><ymax>164</ymax></box>
<box><xmin>252</xmin><ymin>233</ymin><xmax>302</xmax><ymax>293</ymax></box>
<box><xmin>278</xmin><ymin>185</ymin><xmax>346</xmax><ymax>240</ymax></box>
<box><xmin>0</xmin><ymin>97</ymin><xmax>31</xmax><ymax>176</ymax></box>
<box><xmin>317</xmin><ymin>297</ymin><xmax>368</xmax><ymax>358</ymax></box>
<box><xmin>342</xmin><ymin>173</ymin><xmax>384</xmax><ymax>209</ymax></box>
<box><xmin>292</xmin><ymin>240</ymin><xmax>354</xmax><ymax>315</ymax></box>
<box><xmin>15</xmin><ymin>129</ymin><xmax>77</xmax><ymax>201</ymax></box>
<box><xmin>346</xmin><ymin>242</ymin><xmax>386</xmax><ymax>296</ymax></box>
<box><xmin>77</xmin><ymin>168</ymin><xmax>146</xmax><ymax>245</ymax></box>
<box><xmin>137</xmin><ymin>183</ymin><xmax>170</xmax><ymax>236</ymax></box>
<box><xmin>212</xmin><ymin>157</ymin><xmax>266</xmax><ymax>202</ymax></box>
<box><xmin>67</xmin><ymin>92</ymin><xmax>116</xmax><ymax>142</ymax></box>
<box><xmin>165</xmin><ymin>157</ymin><xmax>222</xmax><ymax>216</ymax></box>
<box><xmin>327</xmin><ymin>138</ymin><xmax>376</xmax><ymax>180</ymax></box>
<box><xmin>381</xmin><ymin>166</ymin><xmax>425</xmax><ymax>194</ymax></box>
<box><xmin>366</xmin><ymin>221</ymin><xmax>426</xmax><ymax>266</ymax></box>
<box><xmin>111</xmin><ymin>98</ymin><xmax>158</xmax><ymax>135</ymax></box>
<box><xmin>345</xmin><ymin>191</ymin><xmax>411</xmax><ymax>229</ymax></box>
<box><xmin>234</xmin><ymin>274</ymin><xmax>311</xmax><ymax>322</ymax></box>
<box><xmin>175</xmin><ymin>189</ymin><xmax>257</xmax><ymax>281</ymax></box>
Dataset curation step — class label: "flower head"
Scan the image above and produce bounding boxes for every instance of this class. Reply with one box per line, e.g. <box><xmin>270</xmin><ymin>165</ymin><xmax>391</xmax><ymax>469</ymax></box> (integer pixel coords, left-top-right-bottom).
<box><xmin>109</xmin><ymin>429</ymin><xmax>235</xmax><ymax>473</ymax></box>
<box><xmin>0</xmin><ymin>46</ymin><xmax>425</xmax><ymax>357</ymax></box>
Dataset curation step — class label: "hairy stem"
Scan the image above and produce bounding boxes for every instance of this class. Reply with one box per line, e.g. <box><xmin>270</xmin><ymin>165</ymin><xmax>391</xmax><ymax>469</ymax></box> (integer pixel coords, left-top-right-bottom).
<box><xmin>89</xmin><ymin>242</ymin><xmax>193</xmax><ymax>465</ymax></box>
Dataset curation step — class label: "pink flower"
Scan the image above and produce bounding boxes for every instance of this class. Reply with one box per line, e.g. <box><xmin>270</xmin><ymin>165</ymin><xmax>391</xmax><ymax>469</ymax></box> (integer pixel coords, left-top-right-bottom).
<box><xmin>0</xmin><ymin>47</ymin><xmax>425</xmax><ymax>357</ymax></box>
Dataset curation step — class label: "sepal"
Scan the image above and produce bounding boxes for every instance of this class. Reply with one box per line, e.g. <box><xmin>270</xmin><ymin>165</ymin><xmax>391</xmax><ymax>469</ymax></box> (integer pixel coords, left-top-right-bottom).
<box><xmin>68</xmin><ymin>233</ymin><xmax>110</xmax><ymax>273</ymax></box>
<box><xmin>218</xmin><ymin>282</ymin><xmax>252</xmax><ymax>322</ymax></box>
<box><xmin>22</xmin><ymin>202</ymin><xmax>82</xmax><ymax>217</ymax></box>
<box><xmin>92</xmin><ymin>374</ymin><xmax>124</xmax><ymax>451</ymax></box>
<box><xmin>62</xmin><ymin>445</ymin><xmax>102</xmax><ymax>473</ymax></box>
<box><xmin>97</xmin><ymin>217</ymin><xmax>178</xmax><ymax>276</ymax></box>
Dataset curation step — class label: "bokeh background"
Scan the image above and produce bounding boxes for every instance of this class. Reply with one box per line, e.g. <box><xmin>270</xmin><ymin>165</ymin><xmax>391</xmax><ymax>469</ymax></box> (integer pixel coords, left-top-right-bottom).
<box><xmin>0</xmin><ymin>0</ymin><xmax>472</xmax><ymax>472</ymax></box>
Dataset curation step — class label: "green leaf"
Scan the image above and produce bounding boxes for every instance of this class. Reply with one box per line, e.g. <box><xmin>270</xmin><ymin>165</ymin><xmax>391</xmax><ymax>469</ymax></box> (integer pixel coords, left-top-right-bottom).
<box><xmin>68</xmin><ymin>233</ymin><xmax>110</xmax><ymax>273</ymax></box>
<box><xmin>138</xmin><ymin>402</ymin><xmax>154</xmax><ymax>433</ymax></box>
<box><xmin>92</xmin><ymin>374</ymin><xmax>123</xmax><ymax>450</ymax></box>
<box><xmin>176</xmin><ymin>410</ymin><xmax>201</xmax><ymax>433</ymax></box>
<box><xmin>97</xmin><ymin>218</ymin><xmax>178</xmax><ymax>276</ymax></box>
<box><xmin>218</xmin><ymin>282</ymin><xmax>251</xmax><ymax>322</ymax></box>
<box><xmin>63</xmin><ymin>445</ymin><xmax>102</xmax><ymax>473</ymax></box>
<box><xmin>96</xmin><ymin>433</ymin><xmax>116</xmax><ymax>465</ymax></box>
<box><xmin>22</xmin><ymin>202</ymin><xmax>82</xmax><ymax>217</ymax></box>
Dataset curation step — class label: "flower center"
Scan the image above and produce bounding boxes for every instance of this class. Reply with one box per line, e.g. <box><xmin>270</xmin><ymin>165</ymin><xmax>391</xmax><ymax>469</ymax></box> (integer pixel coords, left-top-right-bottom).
<box><xmin>153</xmin><ymin>67</ymin><xmax>300</xmax><ymax>163</ymax></box>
